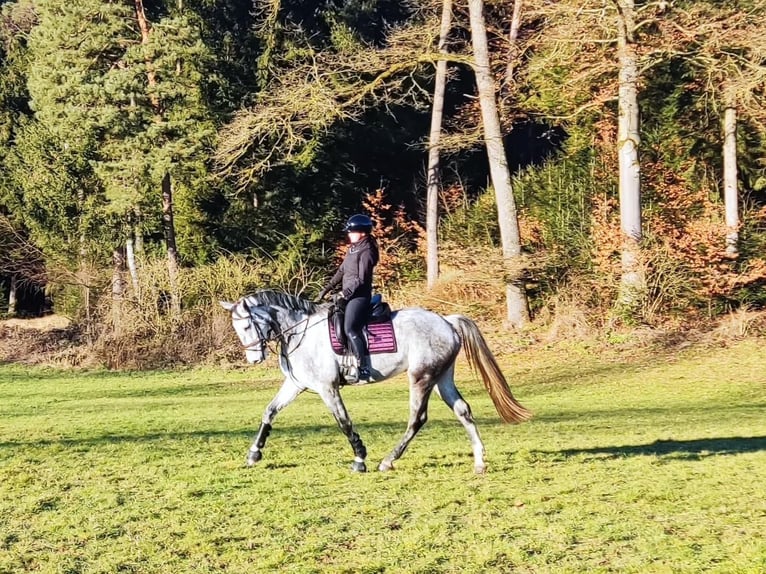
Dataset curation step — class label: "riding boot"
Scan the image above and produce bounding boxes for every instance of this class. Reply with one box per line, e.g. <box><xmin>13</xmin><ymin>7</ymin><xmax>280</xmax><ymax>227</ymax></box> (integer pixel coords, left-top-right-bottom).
<box><xmin>348</xmin><ymin>334</ymin><xmax>371</xmax><ymax>382</ymax></box>
<box><xmin>357</xmin><ymin>355</ymin><xmax>371</xmax><ymax>382</ymax></box>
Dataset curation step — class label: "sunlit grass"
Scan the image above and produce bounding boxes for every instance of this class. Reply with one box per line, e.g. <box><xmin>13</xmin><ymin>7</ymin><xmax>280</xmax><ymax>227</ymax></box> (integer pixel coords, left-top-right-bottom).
<box><xmin>1</xmin><ymin>339</ymin><xmax>765</xmax><ymax>573</ymax></box>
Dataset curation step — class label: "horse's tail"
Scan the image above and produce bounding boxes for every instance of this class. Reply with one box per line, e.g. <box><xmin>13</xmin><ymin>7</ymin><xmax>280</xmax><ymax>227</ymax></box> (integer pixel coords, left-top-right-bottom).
<box><xmin>445</xmin><ymin>315</ymin><xmax>532</xmax><ymax>424</ymax></box>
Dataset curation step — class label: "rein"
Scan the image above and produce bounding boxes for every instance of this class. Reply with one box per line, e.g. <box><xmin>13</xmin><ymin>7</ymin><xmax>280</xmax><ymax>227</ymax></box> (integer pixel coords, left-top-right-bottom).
<box><xmin>271</xmin><ymin>315</ymin><xmax>313</xmax><ymax>355</ymax></box>
<box><xmin>236</xmin><ymin>302</ymin><xmax>319</xmax><ymax>357</ymax></box>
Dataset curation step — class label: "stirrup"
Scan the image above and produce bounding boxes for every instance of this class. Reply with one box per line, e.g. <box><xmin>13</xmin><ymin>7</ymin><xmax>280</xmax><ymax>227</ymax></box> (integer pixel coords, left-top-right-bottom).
<box><xmin>340</xmin><ymin>355</ymin><xmax>359</xmax><ymax>383</ymax></box>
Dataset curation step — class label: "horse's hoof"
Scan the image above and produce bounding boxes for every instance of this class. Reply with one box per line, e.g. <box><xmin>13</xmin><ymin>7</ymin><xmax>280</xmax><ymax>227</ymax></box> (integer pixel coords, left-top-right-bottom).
<box><xmin>351</xmin><ymin>460</ymin><xmax>367</xmax><ymax>473</ymax></box>
<box><xmin>378</xmin><ymin>461</ymin><xmax>394</xmax><ymax>472</ymax></box>
<box><xmin>246</xmin><ymin>450</ymin><xmax>262</xmax><ymax>466</ymax></box>
<box><xmin>474</xmin><ymin>464</ymin><xmax>487</xmax><ymax>474</ymax></box>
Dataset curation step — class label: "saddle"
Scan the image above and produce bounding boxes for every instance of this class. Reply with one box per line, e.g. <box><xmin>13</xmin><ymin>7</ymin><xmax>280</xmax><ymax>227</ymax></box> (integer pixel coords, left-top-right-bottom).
<box><xmin>329</xmin><ymin>294</ymin><xmax>396</xmax><ymax>355</ymax></box>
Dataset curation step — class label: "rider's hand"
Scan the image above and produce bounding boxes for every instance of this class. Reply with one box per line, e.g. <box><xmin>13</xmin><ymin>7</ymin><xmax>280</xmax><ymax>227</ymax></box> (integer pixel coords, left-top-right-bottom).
<box><xmin>316</xmin><ymin>287</ymin><xmax>329</xmax><ymax>302</ymax></box>
<box><xmin>332</xmin><ymin>293</ymin><xmax>348</xmax><ymax>310</ymax></box>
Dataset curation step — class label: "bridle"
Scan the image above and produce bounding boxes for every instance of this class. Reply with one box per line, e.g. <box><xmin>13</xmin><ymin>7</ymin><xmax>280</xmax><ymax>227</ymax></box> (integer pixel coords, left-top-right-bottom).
<box><xmin>232</xmin><ymin>312</ymin><xmax>270</xmax><ymax>354</ymax></box>
<box><xmin>234</xmin><ymin>300</ymin><xmax>313</xmax><ymax>357</ymax></box>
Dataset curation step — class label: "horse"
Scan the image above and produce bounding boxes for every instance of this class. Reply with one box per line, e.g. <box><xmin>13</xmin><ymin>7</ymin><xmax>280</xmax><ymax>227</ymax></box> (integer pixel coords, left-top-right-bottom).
<box><xmin>220</xmin><ymin>290</ymin><xmax>531</xmax><ymax>473</ymax></box>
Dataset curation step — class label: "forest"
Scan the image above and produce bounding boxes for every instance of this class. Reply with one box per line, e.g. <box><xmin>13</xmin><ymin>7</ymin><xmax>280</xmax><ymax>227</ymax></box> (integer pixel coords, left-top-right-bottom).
<box><xmin>1</xmin><ymin>0</ymin><xmax>765</xmax><ymax>366</ymax></box>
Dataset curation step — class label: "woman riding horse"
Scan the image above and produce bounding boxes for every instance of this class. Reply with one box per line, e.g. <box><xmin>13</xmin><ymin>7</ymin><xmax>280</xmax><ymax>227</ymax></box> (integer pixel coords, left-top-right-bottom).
<box><xmin>220</xmin><ymin>289</ymin><xmax>532</xmax><ymax>473</ymax></box>
<box><xmin>317</xmin><ymin>214</ymin><xmax>379</xmax><ymax>382</ymax></box>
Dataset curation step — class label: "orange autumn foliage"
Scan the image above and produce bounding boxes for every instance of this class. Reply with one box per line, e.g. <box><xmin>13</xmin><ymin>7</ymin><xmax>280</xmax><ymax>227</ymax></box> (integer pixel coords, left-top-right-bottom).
<box><xmin>589</xmin><ymin>157</ymin><xmax>766</xmax><ymax>308</ymax></box>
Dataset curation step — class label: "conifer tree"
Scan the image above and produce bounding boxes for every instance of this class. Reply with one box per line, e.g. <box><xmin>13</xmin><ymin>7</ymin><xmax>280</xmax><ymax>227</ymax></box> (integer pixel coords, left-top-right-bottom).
<box><xmin>127</xmin><ymin>0</ymin><xmax>215</xmax><ymax>315</ymax></box>
<box><xmin>0</xmin><ymin>0</ymin><xmax>35</xmax><ymax>315</ymax></box>
<box><xmin>17</xmin><ymin>0</ymin><xmax>214</xmax><ymax>324</ymax></box>
<box><xmin>15</xmin><ymin>0</ymin><xmax>126</xmax><ymax>324</ymax></box>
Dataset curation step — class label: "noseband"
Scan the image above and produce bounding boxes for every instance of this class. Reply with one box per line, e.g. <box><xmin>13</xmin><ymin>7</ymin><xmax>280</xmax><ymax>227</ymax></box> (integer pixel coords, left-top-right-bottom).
<box><xmin>233</xmin><ymin>301</ymin><xmax>312</xmax><ymax>357</ymax></box>
<box><xmin>233</xmin><ymin>303</ymin><xmax>273</xmax><ymax>355</ymax></box>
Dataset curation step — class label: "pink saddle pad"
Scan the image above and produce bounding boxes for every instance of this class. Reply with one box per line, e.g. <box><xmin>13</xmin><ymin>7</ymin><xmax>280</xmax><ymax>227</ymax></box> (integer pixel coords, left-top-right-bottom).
<box><xmin>329</xmin><ymin>320</ymin><xmax>397</xmax><ymax>355</ymax></box>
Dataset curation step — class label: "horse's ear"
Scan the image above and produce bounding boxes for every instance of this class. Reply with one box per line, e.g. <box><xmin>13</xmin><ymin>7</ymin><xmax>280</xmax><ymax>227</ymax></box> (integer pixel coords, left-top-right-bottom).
<box><xmin>219</xmin><ymin>301</ymin><xmax>234</xmax><ymax>311</ymax></box>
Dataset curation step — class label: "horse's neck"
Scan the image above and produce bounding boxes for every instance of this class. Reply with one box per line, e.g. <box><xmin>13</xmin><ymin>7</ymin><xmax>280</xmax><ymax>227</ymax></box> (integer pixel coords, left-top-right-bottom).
<box><xmin>273</xmin><ymin>307</ymin><xmax>313</xmax><ymax>331</ymax></box>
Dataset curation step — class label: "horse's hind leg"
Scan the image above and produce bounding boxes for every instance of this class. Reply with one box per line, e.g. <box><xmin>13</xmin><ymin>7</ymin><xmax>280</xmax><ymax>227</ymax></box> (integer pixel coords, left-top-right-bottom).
<box><xmin>317</xmin><ymin>385</ymin><xmax>368</xmax><ymax>472</ymax></box>
<box><xmin>378</xmin><ymin>377</ymin><xmax>434</xmax><ymax>472</ymax></box>
<box><xmin>247</xmin><ymin>379</ymin><xmax>303</xmax><ymax>466</ymax></box>
<box><xmin>435</xmin><ymin>368</ymin><xmax>487</xmax><ymax>474</ymax></box>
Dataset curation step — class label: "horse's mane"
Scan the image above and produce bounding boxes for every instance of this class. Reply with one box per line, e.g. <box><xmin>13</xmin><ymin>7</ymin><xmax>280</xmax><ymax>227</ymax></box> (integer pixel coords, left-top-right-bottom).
<box><xmin>245</xmin><ymin>289</ymin><xmax>319</xmax><ymax>315</ymax></box>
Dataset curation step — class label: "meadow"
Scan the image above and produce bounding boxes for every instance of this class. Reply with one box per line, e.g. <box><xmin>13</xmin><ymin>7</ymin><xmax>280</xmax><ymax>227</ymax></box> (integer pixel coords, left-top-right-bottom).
<box><xmin>1</xmin><ymin>338</ymin><xmax>764</xmax><ymax>573</ymax></box>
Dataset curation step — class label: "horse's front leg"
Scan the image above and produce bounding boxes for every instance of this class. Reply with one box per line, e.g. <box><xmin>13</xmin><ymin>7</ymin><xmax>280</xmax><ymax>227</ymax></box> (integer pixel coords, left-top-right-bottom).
<box><xmin>247</xmin><ymin>379</ymin><xmax>303</xmax><ymax>466</ymax></box>
<box><xmin>317</xmin><ymin>385</ymin><xmax>368</xmax><ymax>472</ymax></box>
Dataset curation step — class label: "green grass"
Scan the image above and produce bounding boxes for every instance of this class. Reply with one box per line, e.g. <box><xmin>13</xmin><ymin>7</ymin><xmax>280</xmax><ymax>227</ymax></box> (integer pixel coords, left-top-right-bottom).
<box><xmin>1</xmin><ymin>339</ymin><xmax>765</xmax><ymax>573</ymax></box>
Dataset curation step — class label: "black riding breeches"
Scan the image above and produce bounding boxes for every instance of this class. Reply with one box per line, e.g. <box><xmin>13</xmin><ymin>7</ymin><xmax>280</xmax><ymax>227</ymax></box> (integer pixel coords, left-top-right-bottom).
<box><xmin>344</xmin><ymin>296</ymin><xmax>369</xmax><ymax>359</ymax></box>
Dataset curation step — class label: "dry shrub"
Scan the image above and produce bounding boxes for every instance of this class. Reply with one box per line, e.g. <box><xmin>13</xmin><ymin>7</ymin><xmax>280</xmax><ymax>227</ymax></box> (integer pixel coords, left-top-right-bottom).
<box><xmin>587</xmin><ymin>159</ymin><xmax>766</xmax><ymax>323</ymax></box>
<box><xmin>182</xmin><ymin>255</ymin><xmax>272</xmax><ymax>304</ymax></box>
<box><xmin>385</xmin><ymin>242</ymin><xmax>507</xmax><ymax>321</ymax></box>
<box><xmin>92</xmin><ymin>302</ymin><xmax>243</xmax><ymax>370</ymax></box>
<box><xmin>440</xmin><ymin>182</ymin><xmax>468</xmax><ymax>215</ymax></box>
<box><xmin>710</xmin><ymin>306</ymin><xmax>766</xmax><ymax>342</ymax></box>
<box><xmin>0</xmin><ymin>324</ymin><xmax>87</xmax><ymax>366</ymax></box>
<box><xmin>638</xmin><ymin>243</ymin><xmax>701</xmax><ymax>325</ymax></box>
<box><xmin>536</xmin><ymin>293</ymin><xmax>596</xmax><ymax>343</ymax></box>
<box><xmin>517</xmin><ymin>210</ymin><xmax>547</xmax><ymax>252</ymax></box>
<box><xmin>588</xmin><ymin>192</ymin><xmax>622</xmax><ymax>306</ymax></box>
<box><xmin>644</xmin><ymin>160</ymin><xmax>766</xmax><ymax>303</ymax></box>
<box><xmin>91</xmin><ymin>256</ymin><xmax>268</xmax><ymax>368</ymax></box>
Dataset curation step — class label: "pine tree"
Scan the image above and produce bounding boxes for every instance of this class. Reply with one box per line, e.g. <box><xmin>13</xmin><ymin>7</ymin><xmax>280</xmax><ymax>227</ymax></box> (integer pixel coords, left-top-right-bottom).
<box><xmin>18</xmin><ymin>0</ymin><xmax>215</xmax><ymax>324</ymax></box>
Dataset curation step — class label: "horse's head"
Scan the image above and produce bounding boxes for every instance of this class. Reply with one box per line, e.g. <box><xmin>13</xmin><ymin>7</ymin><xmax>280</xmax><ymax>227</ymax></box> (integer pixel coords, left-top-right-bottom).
<box><xmin>220</xmin><ymin>298</ymin><xmax>276</xmax><ymax>364</ymax></box>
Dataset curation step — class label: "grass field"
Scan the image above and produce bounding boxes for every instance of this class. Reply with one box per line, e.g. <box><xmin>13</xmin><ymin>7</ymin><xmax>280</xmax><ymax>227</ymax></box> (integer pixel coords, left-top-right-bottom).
<box><xmin>1</xmin><ymin>338</ymin><xmax>765</xmax><ymax>573</ymax></box>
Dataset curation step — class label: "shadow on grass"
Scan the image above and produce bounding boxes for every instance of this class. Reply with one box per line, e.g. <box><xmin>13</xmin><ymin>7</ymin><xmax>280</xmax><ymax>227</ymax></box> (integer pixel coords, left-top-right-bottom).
<box><xmin>0</xmin><ymin>420</ymin><xmax>485</xmax><ymax>471</ymax></box>
<box><xmin>0</xmin><ymin>418</ymin><xmax>470</xmax><ymax>450</ymax></box>
<box><xmin>553</xmin><ymin>435</ymin><xmax>766</xmax><ymax>460</ymax></box>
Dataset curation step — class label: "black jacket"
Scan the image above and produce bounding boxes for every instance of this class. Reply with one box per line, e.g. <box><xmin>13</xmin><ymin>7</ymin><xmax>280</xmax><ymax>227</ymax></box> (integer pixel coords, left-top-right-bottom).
<box><xmin>326</xmin><ymin>236</ymin><xmax>379</xmax><ymax>299</ymax></box>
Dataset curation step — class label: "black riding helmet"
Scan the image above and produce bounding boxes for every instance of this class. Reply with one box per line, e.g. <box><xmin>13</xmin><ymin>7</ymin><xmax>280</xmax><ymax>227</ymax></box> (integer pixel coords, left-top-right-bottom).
<box><xmin>343</xmin><ymin>213</ymin><xmax>374</xmax><ymax>233</ymax></box>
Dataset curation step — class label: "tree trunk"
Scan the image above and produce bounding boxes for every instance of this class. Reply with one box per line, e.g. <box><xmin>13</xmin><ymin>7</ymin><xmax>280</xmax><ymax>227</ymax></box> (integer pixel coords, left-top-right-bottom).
<box><xmin>134</xmin><ymin>0</ymin><xmax>159</xmax><ymax>106</ymax></box>
<box><xmin>135</xmin><ymin>0</ymin><xmax>181</xmax><ymax>318</ymax></box>
<box><xmin>126</xmin><ymin>232</ymin><xmax>140</xmax><ymax>298</ymax></box>
<box><xmin>615</xmin><ymin>0</ymin><xmax>644</xmax><ymax>308</ymax></box>
<box><xmin>723</xmin><ymin>103</ymin><xmax>739</xmax><ymax>258</ymax></box>
<box><xmin>77</xmin><ymin>186</ymin><xmax>93</xmax><ymax>343</ymax></box>
<box><xmin>8</xmin><ymin>275</ymin><xmax>18</xmax><ymax>317</ymax></box>
<box><xmin>426</xmin><ymin>0</ymin><xmax>453</xmax><ymax>290</ymax></box>
<box><xmin>134</xmin><ymin>208</ymin><xmax>144</xmax><ymax>256</ymax></box>
<box><xmin>111</xmin><ymin>246</ymin><xmax>127</xmax><ymax>336</ymax></box>
<box><xmin>468</xmin><ymin>0</ymin><xmax>530</xmax><ymax>329</ymax></box>
<box><xmin>504</xmin><ymin>0</ymin><xmax>523</xmax><ymax>86</ymax></box>
<box><xmin>162</xmin><ymin>172</ymin><xmax>181</xmax><ymax>317</ymax></box>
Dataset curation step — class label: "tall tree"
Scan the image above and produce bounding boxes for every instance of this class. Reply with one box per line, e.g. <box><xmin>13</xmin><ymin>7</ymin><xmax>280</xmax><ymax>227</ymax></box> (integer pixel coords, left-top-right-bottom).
<box><xmin>468</xmin><ymin>0</ymin><xmax>530</xmax><ymax>328</ymax></box>
<box><xmin>504</xmin><ymin>0</ymin><xmax>523</xmax><ymax>87</ymax></box>
<box><xmin>517</xmin><ymin>0</ymin><xmax>656</xmax><ymax>311</ymax></box>
<box><xmin>18</xmin><ymin>0</ymin><xmax>214</xmax><ymax>326</ymax></box>
<box><xmin>133</xmin><ymin>0</ymin><xmax>181</xmax><ymax>316</ymax></box>
<box><xmin>614</xmin><ymin>0</ymin><xmax>644</xmax><ymax>306</ymax></box>
<box><xmin>670</xmin><ymin>2</ymin><xmax>766</xmax><ymax>258</ymax></box>
<box><xmin>20</xmin><ymin>0</ymin><xmax>127</xmax><ymax>325</ymax></box>
<box><xmin>0</xmin><ymin>0</ymin><xmax>36</xmax><ymax>316</ymax></box>
<box><xmin>425</xmin><ymin>0</ymin><xmax>453</xmax><ymax>289</ymax></box>
<box><xmin>124</xmin><ymin>0</ymin><xmax>215</xmax><ymax>315</ymax></box>
<box><xmin>722</xmin><ymin>99</ymin><xmax>739</xmax><ymax>257</ymax></box>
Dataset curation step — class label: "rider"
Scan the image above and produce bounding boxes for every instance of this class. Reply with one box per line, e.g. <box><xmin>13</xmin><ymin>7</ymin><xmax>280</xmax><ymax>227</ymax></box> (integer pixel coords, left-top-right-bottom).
<box><xmin>317</xmin><ymin>214</ymin><xmax>380</xmax><ymax>382</ymax></box>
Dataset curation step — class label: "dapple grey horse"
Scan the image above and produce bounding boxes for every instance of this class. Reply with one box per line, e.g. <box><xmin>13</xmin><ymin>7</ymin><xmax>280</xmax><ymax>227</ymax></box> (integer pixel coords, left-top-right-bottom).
<box><xmin>220</xmin><ymin>290</ymin><xmax>531</xmax><ymax>473</ymax></box>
